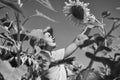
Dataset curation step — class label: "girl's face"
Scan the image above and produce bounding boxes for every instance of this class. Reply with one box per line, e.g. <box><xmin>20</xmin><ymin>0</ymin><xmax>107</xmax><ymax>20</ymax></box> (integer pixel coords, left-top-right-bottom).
<box><xmin>43</xmin><ymin>32</ymin><xmax>56</xmax><ymax>48</ymax></box>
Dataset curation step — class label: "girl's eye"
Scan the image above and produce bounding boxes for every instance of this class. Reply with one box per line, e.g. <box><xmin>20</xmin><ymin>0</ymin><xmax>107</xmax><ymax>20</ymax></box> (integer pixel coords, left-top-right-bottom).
<box><xmin>45</xmin><ymin>32</ymin><xmax>52</xmax><ymax>38</ymax></box>
<box><xmin>48</xmin><ymin>34</ymin><xmax>51</xmax><ymax>37</ymax></box>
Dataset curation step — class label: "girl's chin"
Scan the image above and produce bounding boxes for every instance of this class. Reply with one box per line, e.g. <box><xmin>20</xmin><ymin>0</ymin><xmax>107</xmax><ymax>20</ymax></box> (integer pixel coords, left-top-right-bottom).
<box><xmin>48</xmin><ymin>43</ymin><xmax>56</xmax><ymax>47</ymax></box>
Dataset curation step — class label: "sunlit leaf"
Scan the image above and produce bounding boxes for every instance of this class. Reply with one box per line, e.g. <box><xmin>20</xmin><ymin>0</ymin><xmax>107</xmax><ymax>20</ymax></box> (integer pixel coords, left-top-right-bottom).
<box><xmin>34</xmin><ymin>9</ymin><xmax>57</xmax><ymax>22</ymax></box>
<box><xmin>0</xmin><ymin>0</ymin><xmax>24</xmax><ymax>17</ymax></box>
<box><xmin>36</xmin><ymin>0</ymin><xmax>57</xmax><ymax>12</ymax></box>
<box><xmin>22</xmin><ymin>9</ymin><xmax>58</xmax><ymax>25</ymax></box>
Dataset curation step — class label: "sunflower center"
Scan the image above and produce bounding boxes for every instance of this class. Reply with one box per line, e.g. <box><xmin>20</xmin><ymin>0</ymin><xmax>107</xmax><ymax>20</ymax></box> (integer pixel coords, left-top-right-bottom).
<box><xmin>70</xmin><ymin>5</ymin><xmax>84</xmax><ymax>20</ymax></box>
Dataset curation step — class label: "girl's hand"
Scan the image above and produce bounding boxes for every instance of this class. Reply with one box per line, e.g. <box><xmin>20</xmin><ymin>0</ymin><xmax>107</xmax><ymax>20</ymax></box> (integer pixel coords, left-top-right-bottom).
<box><xmin>75</xmin><ymin>34</ymin><xmax>88</xmax><ymax>46</ymax></box>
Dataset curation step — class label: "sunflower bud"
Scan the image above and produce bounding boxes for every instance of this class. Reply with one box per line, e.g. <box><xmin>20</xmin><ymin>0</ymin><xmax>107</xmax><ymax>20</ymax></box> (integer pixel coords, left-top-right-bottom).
<box><xmin>101</xmin><ymin>11</ymin><xmax>111</xmax><ymax>18</ymax></box>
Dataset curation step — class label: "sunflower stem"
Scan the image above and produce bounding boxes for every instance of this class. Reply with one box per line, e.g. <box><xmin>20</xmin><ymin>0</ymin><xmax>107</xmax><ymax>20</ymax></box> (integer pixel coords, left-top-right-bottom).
<box><xmin>15</xmin><ymin>12</ymin><xmax>22</xmax><ymax>67</ymax></box>
<box><xmin>86</xmin><ymin>21</ymin><xmax>118</xmax><ymax>69</ymax></box>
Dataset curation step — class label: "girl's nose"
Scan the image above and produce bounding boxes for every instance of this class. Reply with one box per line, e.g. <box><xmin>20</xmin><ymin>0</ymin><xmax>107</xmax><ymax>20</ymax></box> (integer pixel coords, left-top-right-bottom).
<box><xmin>52</xmin><ymin>36</ymin><xmax>55</xmax><ymax>42</ymax></box>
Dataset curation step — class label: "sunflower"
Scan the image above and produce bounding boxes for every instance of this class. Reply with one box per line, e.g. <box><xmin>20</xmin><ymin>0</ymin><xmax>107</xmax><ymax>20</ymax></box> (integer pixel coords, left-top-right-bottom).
<box><xmin>63</xmin><ymin>0</ymin><xmax>95</xmax><ymax>25</ymax></box>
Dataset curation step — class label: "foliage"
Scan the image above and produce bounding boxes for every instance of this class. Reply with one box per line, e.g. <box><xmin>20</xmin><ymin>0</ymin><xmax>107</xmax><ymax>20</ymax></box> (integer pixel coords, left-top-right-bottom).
<box><xmin>0</xmin><ymin>0</ymin><xmax>120</xmax><ymax>80</ymax></box>
<box><xmin>0</xmin><ymin>0</ymin><xmax>58</xmax><ymax>80</ymax></box>
<box><xmin>75</xmin><ymin>10</ymin><xmax>120</xmax><ymax>80</ymax></box>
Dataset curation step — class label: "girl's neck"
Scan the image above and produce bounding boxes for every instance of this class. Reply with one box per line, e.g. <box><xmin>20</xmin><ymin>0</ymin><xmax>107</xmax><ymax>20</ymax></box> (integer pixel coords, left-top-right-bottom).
<box><xmin>41</xmin><ymin>49</ymin><xmax>52</xmax><ymax>56</ymax></box>
<box><xmin>42</xmin><ymin>49</ymin><xmax>51</xmax><ymax>53</ymax></box>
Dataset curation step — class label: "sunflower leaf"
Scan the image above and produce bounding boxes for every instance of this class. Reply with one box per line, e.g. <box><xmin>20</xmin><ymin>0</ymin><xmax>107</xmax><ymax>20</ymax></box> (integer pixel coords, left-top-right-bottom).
<box><xmin>22</xmin><ymin>9</ymin><xmax>58</xmax><ymax>25</ymax></box>
<box><xmin>11</xmin><ymin>33</ymin><xmax>29</xmax><ymax>41</ymax></box>
<box><xmin>36</xmin><ymin>0</ymin><xmax>57</xmax><ymax>12</ymax></box>
<box><xmin>0</xmin><ymin>33</ymin><xmax>15</xmax><ymax>44</ymax></box>
<box><xmin>34</xmin><ymin>9</ymin><xmax>57</xmax><ymax>22</ymax></box>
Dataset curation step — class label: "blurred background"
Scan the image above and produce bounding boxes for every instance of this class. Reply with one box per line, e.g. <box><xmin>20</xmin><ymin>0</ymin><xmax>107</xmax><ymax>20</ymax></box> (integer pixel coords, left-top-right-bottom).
<box><xmin>0</xmin><ymin>0</ymin><xmax>120</xmax><ymax>80</ymax></box>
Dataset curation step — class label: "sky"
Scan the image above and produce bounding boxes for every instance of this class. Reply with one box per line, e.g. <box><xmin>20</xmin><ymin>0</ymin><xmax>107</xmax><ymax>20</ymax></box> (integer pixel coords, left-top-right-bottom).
<box><xmin>0</xmin><ymin>0</ymin><xmax>120</xmax><ymax>80</ymax></box>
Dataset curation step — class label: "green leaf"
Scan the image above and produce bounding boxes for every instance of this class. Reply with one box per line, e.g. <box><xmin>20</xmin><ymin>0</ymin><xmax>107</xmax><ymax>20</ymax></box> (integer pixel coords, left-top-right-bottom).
<box><xmin>0</xmin><ymin>0</ymin><xmax>24</xmax><ymax>17</ymax></box>
<box><xmin>34</xmin><ymin>10</ymin><xmax>57</xmax><ymax>22</ymax></box>
<box><xmin>11</xmin><ymin>33</ymin><xmax>29</xmax><ymax>41</ymax></box>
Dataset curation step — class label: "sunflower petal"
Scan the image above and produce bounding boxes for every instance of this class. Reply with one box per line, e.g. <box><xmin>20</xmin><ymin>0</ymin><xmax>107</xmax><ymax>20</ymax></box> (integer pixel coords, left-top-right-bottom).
<box><xmin>63</xmin><ymin>0</ymin><xmax>91</xmax><ymax>25</ymax></box>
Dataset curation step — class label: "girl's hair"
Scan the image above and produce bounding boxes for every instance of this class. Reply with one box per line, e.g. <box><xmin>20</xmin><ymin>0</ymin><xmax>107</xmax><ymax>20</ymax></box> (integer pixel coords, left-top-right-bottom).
<box><xmin>29</xmin><ymin>26</ymin><xmax>55</xmax><ymax>50</ymax></box>
<box><xmin>29</xmin><ymin>37</ymin><xmax>47</xmax><ymax>49</ymax></box>
<box><xmin>43</xmin><ymin>26</ymin><xmax>54</xmax><ymax>38</ymax></box>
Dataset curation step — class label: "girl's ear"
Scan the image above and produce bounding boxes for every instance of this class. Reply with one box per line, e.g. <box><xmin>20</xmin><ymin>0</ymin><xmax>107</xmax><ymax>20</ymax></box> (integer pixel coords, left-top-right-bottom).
<box><xmin>38</xmin><ymin>38</ymin><xmax>47</xmax><ymax>49</ymax></box>
<box><xmin>29</xmin><ymin>37</ymin><xmax>37</xmax><ymax>48</ymax></box>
